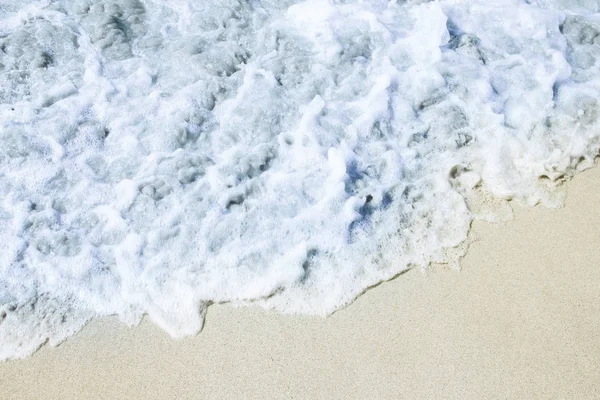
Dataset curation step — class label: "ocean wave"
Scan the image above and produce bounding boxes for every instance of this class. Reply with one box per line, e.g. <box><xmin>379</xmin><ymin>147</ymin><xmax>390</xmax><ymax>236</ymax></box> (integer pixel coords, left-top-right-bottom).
<box><xmin>1</xmin><ymin>0</ymin><xmax>599</xmax><ymax>360</ymax></box>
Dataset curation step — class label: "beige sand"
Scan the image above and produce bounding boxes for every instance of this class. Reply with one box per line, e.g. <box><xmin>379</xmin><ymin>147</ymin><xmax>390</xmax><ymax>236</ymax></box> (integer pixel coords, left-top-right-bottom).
<box><xmin>1</xmin><ymin>168</ymin><xmax>600</xmax><ymax>399</ymax></box>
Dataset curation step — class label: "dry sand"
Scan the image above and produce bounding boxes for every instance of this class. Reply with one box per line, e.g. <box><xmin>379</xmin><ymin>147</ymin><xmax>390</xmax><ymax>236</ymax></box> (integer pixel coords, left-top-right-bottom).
<box><xmin>1</xmin><ymin>168</ymin><xmax>600</xmax><ymax>399</ymax></box>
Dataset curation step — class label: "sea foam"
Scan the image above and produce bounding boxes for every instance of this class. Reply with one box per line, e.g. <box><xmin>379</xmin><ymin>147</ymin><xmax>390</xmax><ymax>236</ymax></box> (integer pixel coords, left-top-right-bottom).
<box><xmin>1</xmin><ymin>0</ymin><xmax>599</xmax><ymax>360</ymax></box>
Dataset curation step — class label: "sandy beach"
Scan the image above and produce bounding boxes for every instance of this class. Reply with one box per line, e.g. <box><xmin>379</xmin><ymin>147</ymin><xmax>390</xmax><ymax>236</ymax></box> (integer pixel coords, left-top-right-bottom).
<box><xmin>1</xmin><ymin>166</ymin><xmax>599</xmax><ymax>399</ymax></box>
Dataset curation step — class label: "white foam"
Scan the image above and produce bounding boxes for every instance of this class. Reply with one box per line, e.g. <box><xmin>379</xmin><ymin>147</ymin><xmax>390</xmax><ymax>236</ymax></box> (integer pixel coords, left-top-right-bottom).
<box><xmin>1</xmin><ymin>0</ymin><xmax>600</xmax><ymax>360</ymax></box>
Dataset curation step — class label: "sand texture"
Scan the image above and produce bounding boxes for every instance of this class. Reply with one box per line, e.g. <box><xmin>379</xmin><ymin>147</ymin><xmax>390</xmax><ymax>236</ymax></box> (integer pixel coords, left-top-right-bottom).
<box><xmin>1</xmin><ymin>167</ymin><xmax>599</xmax><ymax>399</ymax></box>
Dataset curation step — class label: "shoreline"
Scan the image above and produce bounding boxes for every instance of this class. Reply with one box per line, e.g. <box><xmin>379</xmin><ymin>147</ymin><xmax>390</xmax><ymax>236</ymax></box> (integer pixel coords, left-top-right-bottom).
<box><xmin>2</xmin><ymin>166</ymin><xmax>600</xmax><ymax>399</ymax></box>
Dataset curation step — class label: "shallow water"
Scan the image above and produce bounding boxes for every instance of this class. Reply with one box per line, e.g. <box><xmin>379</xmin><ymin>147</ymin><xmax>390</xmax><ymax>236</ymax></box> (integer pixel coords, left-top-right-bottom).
<box><xmin>1</xmin><ymin>0</ymin><xmax>599</xmax><ymax>360</ymax></box>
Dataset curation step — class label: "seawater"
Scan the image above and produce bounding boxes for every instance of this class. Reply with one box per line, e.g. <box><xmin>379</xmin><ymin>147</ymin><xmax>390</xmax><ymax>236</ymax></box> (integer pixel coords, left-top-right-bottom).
<box><xmin>1</xmin><ymin>0</ymin><xmax>599</xmax><ymax>360</ymax></box>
